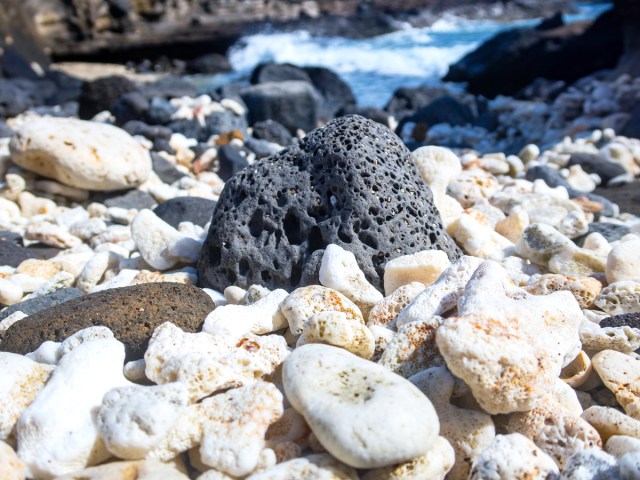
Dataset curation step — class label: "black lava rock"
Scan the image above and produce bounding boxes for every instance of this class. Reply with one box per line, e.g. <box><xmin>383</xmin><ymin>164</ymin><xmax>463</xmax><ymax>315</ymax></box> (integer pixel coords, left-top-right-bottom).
<box><xmin>123</xmin><ymin>120</ymin><xmax>172</xmax><ymax>142</ymax></box>
<box><xmin>146</xmin><ymin>96</ymin><xmax>177</xmax><ymax>125</ymax></box>
<box><xmin>397</xmin><ymin>95</ymin><xmax>474</xmax><ymax>138</ymax></box>
<box><xmin>0</xmin><ymin>239</ymin><xmax>40</xmax><ymax>267</ymax></box>
<box><xmin>93</xmin><ymin>189</ymin><xmax>157</xmax><ymax>210</ymax></box>
<box><xmin>0</xmin><ymin>78</ymin><xmax>55</xmax><ymax>118</ymax></box>
<box><xmin>153</xmin><ymin>196</ymin><xmax>217</xmax><ymax>228</ymax></box>
<box><xmin>245</xmin><ymin>138</ymin><xmax>282</xmax><ymax>160</ymax></box>
<box><xmin>0</xmin><ymin>120</ymin><xmax>12</xmax><ymax>138</ymax></box>
<box><xmin>384</xmin><ymin>86</ymin><xmax>451</xmax><ymax>121</ymax></box>
<box><xmin>568</xmin><ymin>152</ymin><xmax>626</xmax><ymax>186</ymax></box>
<box><xmin>198</xmin><ymin>115</ymin><xmax>462</xmax><ymax>293</ymax></box>
<box><xmin>217</xmin><ymin>144</ymin><xmax>249</xmax><ymax>181</ymax></box>
<box><xmin>525</xmin><ymin>165</ymin><xmax>573</xmax><ymax>190</ymax></box>
<box><xmin>241</xmin><ymin>81</ymin><xmax>319</xmax><ymax>134</ymax></box>
<box><xmin>78</xmin><ymin>75</ymin><xmax>138</xmax><ymax>120</ymax></box>
<box><xmin>151</xmin><ymin>151</ymin><xmax>186</xmax><ymax>184</ymax></box>
<box><xmin>112</xmin><ymin>91</ymin><xmax>150</xmax><ymax>125</ymax></box>
<box><xmin>0</xmin><ymin>288</ymin><xmax>84</xmax><ymax>322</ymax></box>
<box><xmin>600</xmin><ymin>313</ymin><xmax>640</xmax><ymax>330</ymax></box>
<box><xmin>252</xmin><ymin>119</ymin><xmax>293</xmax><ymax>146</ymax></box>
<box><xmin>338</xmin><ymin>105</ymin><xmax>390</xmax><ymax>127</ymax></box>
<box><xmin>251</xmin><ymin>63</ymin><xmax>312</xmax><ymax>85</ymax></box>
<box><xmin>303</xmin><ymin>66</ymin><xmax>356</xmax><ymax>121</ymax></box>
<box><xmin>203</xmin><ymin>110</ymin><xmax>248</xmax><ymax>138</ymax></box>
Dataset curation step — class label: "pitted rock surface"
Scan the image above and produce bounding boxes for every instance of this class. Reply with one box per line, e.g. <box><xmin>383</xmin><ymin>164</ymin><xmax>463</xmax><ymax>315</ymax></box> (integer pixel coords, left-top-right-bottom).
<box><xmin>0</xmin><ymin>283</ymin><xmax>214</xmax><ymax>361</ymax></box>
<box><xmin>198</xmin><ymin>115</ymin><xmax>461</xmax><ymax>292</ymax></box>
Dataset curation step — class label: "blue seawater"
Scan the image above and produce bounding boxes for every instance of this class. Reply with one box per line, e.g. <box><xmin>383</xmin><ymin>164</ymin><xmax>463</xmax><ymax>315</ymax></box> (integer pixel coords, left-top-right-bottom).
<box><xmin>195</xmin><ymin>2</ymin><xmax>612</xmax><ymax>108</ymax></box>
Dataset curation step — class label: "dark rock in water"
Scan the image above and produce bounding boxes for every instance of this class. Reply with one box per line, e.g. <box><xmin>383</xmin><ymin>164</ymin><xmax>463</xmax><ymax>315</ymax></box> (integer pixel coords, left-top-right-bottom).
<box><xmin>123</xmin><ymin>120</ymin><xmax>172</xmax><ymax>142</ymax></box>
<box><xmin>151</xmin><ymin>151</ymin><xmax>186</xmax><ymax>184</ymax></box>
<box><xmin>112</xmin><ymin>91</ymin><xmax>150</xmax><ymax>125</ymax></box>
<box><xmin>245</xmin><ymin>138</ymin><xmax>282</xmax><ymax>159</ymax></box>
<box><xmin>241</xmin><ymin>81</ymin><xmax>319</xmax><ymax>134</ymax></box>
<box><xmin>78</xmin><ymin>75</ymin><xmax>138</xmax><ymax>120</ymax></box>
<box><xmin>396</xmin><ymin>95</ymin><xmax>474</xmax><ymax>138</ymax></box>
<box><xmin>338</xmin><ymin>105</ymin><xmax>390</xmax><ymax>127</ymax></box>
<box><xmin>153</xmin><ymin>196</ymin><xmax>217</xmax><ymax>228</ymax></box>
<box><xmin>146</xmin><ymin>96</ymin><xmax>177</xmax><ymax>125</ymax></box>
<box><xmin>594</xmin><ymin>180</ymin><xmax>640</xmax><ymax>216</ymax></box>
<box><xmin>186</xmin><ymin>53</ymin><xmax>231</xmax><ymax>74</ymax></box>
<box><xmin>198</xmin><ymin>115</ymin><xmax>462</xmax><ymax>293</ymax></box>
<box><xmin>600</xmin><ymin>313</ymin><xmax>640</xmax><ymax>330</ymax></box>
<box><xmin>0</xmin><ymin>239</ymin><xmax>40</xmax><ymax>267</ymax></box>
<box><xmin>575</xmin><ymin>222</ymin><xmax>631</xmax><ymax>247</ymax></box>
<box><xmin>384</xmin><ymin>86</ymin><xmax>452</xmax><ymax>120</ymax></box>
<box><xmin>93</xmin><ymin>189</ymin><xmax>157</xmax><ymax>210</ymax></box>
<box><xmin>0</xmin><ymin>288</ymin><xmax>84</xmax><ymax>322</ymax></box>
<box><xmin>444</xmin><ymin>9</ymin><xmax>623</xmax><ymax>98</ymax></box>
<box><xmin>217</xmin><ymin>144</ymin><xmax>249</xmax><ymax>181</ymax></box>
<box><xmin>251</xmin><ymin>63</ymin><xmax>312</xmax><ymax>85</ymax></box>
<box><xmin>303</xmin><ymin>66</ymin><xmax>356</xmax><ymax>121</ymax></box>
<box><xmin>621</xmin><ymin>101</ymin><xmax>640</xmax><ymax>139</ymax></box>
<box><xmin>568</xmin><ymin>152</ymin><xmax>626</xmax><ymax>186</ymax></box>
<box><xmin>252</xmin><ymin>119</ymin><xmax>293</xmax><ymax>146</ymax></box>
<box><xmin>536</xmin><ymin>11</ymin><xmax>564</xmax><ymax>32</ymax></box>
<box><xmin>141</xmin><ymin>76</ymin><xmax>197</xmax><ymax>99</ymax></box>
<box><xmin>0</xmin><ymin>120</ymin><xmax>12</xmax><ymax>137</ymax></box>
<box><xmin>0</xmin><ymin>283</ymin><xmax>214</xmax><ymax>361</ymax></box>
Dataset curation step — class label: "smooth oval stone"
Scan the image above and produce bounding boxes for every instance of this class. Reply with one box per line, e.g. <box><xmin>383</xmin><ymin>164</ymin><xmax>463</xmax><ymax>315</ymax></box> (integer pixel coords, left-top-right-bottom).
<box><xmin>10</xmin><ymin>117</ymin><xmax>151</xmax><ymax>191</ymax></box>
<box><xmin>283</xmin><ymin>343</ymin><xmax>439</xmax><ymax>469</ymax></box>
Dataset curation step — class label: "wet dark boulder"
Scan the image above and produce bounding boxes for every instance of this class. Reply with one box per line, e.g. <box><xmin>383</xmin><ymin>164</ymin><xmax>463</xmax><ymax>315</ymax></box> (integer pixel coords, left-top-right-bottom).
<box><xmin>198</xmin><ymin>114</ymin><xmax>461</xmax><ymax>293</ymax></box>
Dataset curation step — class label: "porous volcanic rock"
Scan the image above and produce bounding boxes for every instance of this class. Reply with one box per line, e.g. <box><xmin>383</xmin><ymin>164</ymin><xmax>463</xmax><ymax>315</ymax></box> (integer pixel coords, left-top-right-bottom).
<box><xmin>0</xmin><ymin>283</ymin><xmax>214</xmax><ymax>360</ymax></box>
<box><xmin>198</xmin><ymin>114</ymin><xmax>461</xmax><ymax>293</ymax></box>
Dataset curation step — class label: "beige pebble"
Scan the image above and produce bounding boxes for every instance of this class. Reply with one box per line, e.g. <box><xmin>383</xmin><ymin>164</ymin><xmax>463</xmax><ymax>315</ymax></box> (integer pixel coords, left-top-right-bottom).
<box><xmin>246</xmin><ymin>453</ymin><xmax>357</xmax><ymax>480</ymax></box>
<box><xmin>0</xmin><ymin>441</ymin><xmax>25</xmax><ymax>480</ymax></box>
<box><xmin>367</xmin><ymin>281</ymin><xmax>424</xmax><ymax>328</ymax></box>
<box><xmin>297</xmin><ymin>311</ymin><xmax>374</xmax><ymax>359</ymax></box>
<box><xmin>24</xmin><ymin>221</ymin><xmax>81</xmax><ymax>249</ymax></box>
<box><xmin>595</xmin><ymin>280</ymin><xmax>640</xmax><ymax>315</ymax></box>
<box><xmin>606</xmin><ymin>435</ymin><xmax>640</xmax><ymax>457</ymax></box>
<box><xmin>524</xmin><ymin>273</ymin><xmax>602</xmax><ymax>309</ymax></box>
<box><xmin>447</xmin><ymin>212</ymin><xmax>515</xmax><ymax>260</ymax></box>
<box><xmin>592</xmin><ymin>350</ymin><xmax>640</xmax><ymax>420</ymax></box>
<box><xmin>0</xmin><ymin>279</ymin><xmax>23</xmax><ymax>306</ymax></box>
<box><xmin>495</xmin><ymin>210</ymin><xmax>529</xmax><ymax>243</ymax></box>
<box><xmin>582</xmin><ymin>406</ymin><xmax>640</xmax><ymax>442</ymax></box>
<box><xmin>54</xmin><ymin>459</ymin><xmax>189</xmax><ymax>480</ymax></box>
<box><xmin>383</xmin><ymin>249</ymin><xmax>450</xmax><ymax>296</ymax></box>
<box><xmin>607</xmin><ymin>235</ymin><xmax>640</xmax><ymax>284</ymax></box>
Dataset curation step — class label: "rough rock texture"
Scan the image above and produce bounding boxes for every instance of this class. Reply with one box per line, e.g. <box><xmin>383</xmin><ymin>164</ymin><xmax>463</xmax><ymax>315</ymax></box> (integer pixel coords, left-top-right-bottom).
<box><xmin>600</xmin><ymin>313</ymin><xmax>640</xmax><ymax>330</ymax></box>
<box><xmin>198</xmin><ymin>115</ymin><xmax>461</xmax><ymax>292</ymax></box>
<box><xmin>0</xmin><ymin>283</ymin><xmax>214</xmax><ymax>360</ymax></box>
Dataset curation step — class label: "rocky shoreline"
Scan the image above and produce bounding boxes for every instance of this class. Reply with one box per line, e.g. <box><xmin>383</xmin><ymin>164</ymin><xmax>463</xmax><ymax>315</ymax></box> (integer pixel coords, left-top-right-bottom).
<box><xmin>2</xmin><ymin>1</ymin><xmax>640</xmax><ymax>479</ymax></box>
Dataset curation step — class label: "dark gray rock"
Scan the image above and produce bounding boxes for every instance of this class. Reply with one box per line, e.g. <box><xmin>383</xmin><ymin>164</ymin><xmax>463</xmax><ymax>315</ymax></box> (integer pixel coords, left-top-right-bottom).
<box><xmin>397</xmin><ymin>95</ymin><xmax>475</xmax><ymax>138</ymax></box>
<box><xmin>384</xmin><ymin>86</ymin><xmax>452</xmax><ymax>120</ymax></box>
<box><xmin>152</xmin><ymin>138</ymin><xmax>175</xmax><ymax>155</ymax></box>
<box><xmin>97</xmin><ymin>189</ymin><xmax>157</xmax><ymax>210</ymax></box>
<box><xmin>0</xmin><ymin>120</ymin><xmax>12</xmax><ymax>138</ymax></box>
<box><xmin>112</xmin><ymin>91</ymin><xmax>150</xmax><ymax>125</ymax></box>
<box><xmin>217</xmin><ymin>144</ymin><xmax>249</xmax><ymax>181</ymax></box>
<box><xmin>250</xmin><ymin>63</ymin><xmax>312</xmax><ymax>85</ymax></box>
<box><xmin>568</xmin><ymin>152</ymin><xmax>626</xmax><ymax>186</ymax></box>
<box><xmin>241</xmin><ymin>81</ymin><xmax>319</xmax><ymax>134</ymax></box>
<box><xmin>167</xmin><ymin>118</ymin><xmax>201</xmax><ymax>140</ymax></box>
<box><xmin>141</xmin><ymin>76</ymin><xmax>196</xmax><ymax>99</ymax></box>
<box><xmin>252</xmin><ymin>119</ymin><xmax>293</xmax><ymax>146</ymax></box>
<box><xmin>245</xmin><ymin>138</ymin><xmax>282</xmax><ymax>160</ymax></box>
<box><xmin>146</xmin><ymin>96</ymin><xmax>177</xmax><ymax>125</ymax></box>
<box><xmin>122</xmin><ymin>120</ymin><xmax>172</xmax><ymax>142</ymax></box>
<box><xmin>0</xmin><ymin>288</ymin><xmax>84</xmax><ymax>322</ymax></box>
<box><xmin>594</xmin><ymin>180</ymin><xmax>640</xmax><ymax>216</ymax></box>
<box><xmin>151</xmin><ymin>151</ymin><xmax>186</xmax><ymax>184</ymax></box>
<box><xmin>575</xmin><ymin>222</ymin><xmax>631</xmax><ymax>246</ymax></box>
<box><xmin>186</xmin><ymin>53</ymin><xmax>231</xmax><ymax>74</ymax></box>
<box><xmin>304</xmin><ymin>66</ymin><xmax>356</xmax><ymax>121</ymax></box>
<box><xmin>153</xmin><ymin>196</ymin><xmax>217</xmax><ymax>228</ymax></box>
<box><xmin>197</xmin><ymin>115</ymin><xmax>461</xmax><ymax>293</ymax></box>
<box><xmin>338</xmin><ymin>105</ymin><xmax>390</xmax><ymax>127</ymax></box>
<box><xmin>0</xmin><ymin>78</ymin><xmax>55</xmax><ymax>117</ymax></box>
<box><xmin>78</xmin><ymin>75</ymin><xmax>138</xmax><ymax>120</ymax></box>
<box><xmin>525</xmin><ymin>165</ymin><xmax>573</xmax><ymax>190</ymax></box>
<box><xmin>202</xmin><ymin>110</ymin><xmax>248</xmax><ymax>139</ymax></box>
<box><xmin>0</xmin><ymin>239</ymin><xmax>40</xmax><ymax>267</ymax></box>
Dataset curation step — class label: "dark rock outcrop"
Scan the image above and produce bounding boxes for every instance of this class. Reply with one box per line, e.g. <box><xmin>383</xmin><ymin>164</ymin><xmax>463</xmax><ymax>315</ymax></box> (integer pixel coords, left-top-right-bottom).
<box><xmin>0</xmin><ymin>283</ymin><xmax>214</xmax><ymax>361</ymax></box>
<box><xmin>252</xmin><ymin>120</ymin><xmax>294</xmax><ymax>146</ymax></box>
<box><xmin>78</xmin><ymin>75</ymin><xmax>138</xmax><ymax>120</ymax></box>
<box><xmin>198</xmin><ymin>115</ymin><xmax>461</xmax><ymax>293</ymax></box>
<box><xmin>444</xmin><ymin>9</ymin><xmax>624</xmax><ymax>97</ymax></box>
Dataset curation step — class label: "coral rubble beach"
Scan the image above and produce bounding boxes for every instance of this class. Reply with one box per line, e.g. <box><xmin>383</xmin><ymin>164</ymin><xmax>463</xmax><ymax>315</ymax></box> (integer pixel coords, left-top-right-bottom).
<box><xmin>1</xmin><ymin>0</ymin><xmax>640</xmax><ymax>479</ymax></box>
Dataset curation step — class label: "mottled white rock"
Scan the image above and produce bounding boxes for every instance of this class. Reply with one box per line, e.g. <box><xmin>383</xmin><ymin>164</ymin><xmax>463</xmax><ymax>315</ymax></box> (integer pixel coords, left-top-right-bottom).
<box><xmin>24</xmin><ymin>221</ymin><xmax>82</xmax><ymax>249</ymax></box>
<box><xmin>281</xmin><ymin>285</ymin><xmax>363</xmax><ymax>336</ymax></box>
<box><xmin>16</xmin><ymin>337</ymin><xmax>130</xmax><ymax>478</ymax></box>
<box><xmin>411</xmin><ymin>146</ymin><xmax>461</xmax><ymax>188</ymax></box>
<box><xmin>10</xmin><ymin>117</ymin><xmax>151</xmax><ymax>191</ymax></box>
<box><xmin>437</xmin><ymin>261</ymin><xmax>583</xmax><ymax>414</ymax></box>
<box><xmin>447</xmin><ymin>213</ymin><xmax>515</xmax><ymax>260</ymax></box>
<box><xmin>130</xmin><ymin>209</ymin><xmax>183</xmax><ymax>270</ymax></box>
<box><xmin>89</xmin><ymin>268</ymin><xmax>139</xmax><ymax>293</ymax></box>
<box><xmin>395</xmin><ymin>255</ymin><xmax>484</xmax><ymax>328</ymax></box>
<box><xmin>145</xmin><ymin>322</ymin><xmax>288</xmax><ymax>401</ymax></box>
<box><xmin>515</xmin><ymin>223</ymin><xmax>573</xmax><ymax>267</ymax></box>
<box><xmin>582</xmin><ymin>406</ymin><xmax>640</xmax><ymax>442</ymax></box>
<box><xmin>76</xmin><ymin>251</ymin><xmax>120</xmax><ymax>292</ymax></box>
<box><xmin>469</xmin><ymin>434</ymin><xmax>559</xmax><ymax>480</ymax></box>
<box><xmin>548</xmin><ymin>243</ymin><xmax>607</xmax><ymax>277</ymax></box>
<box><xmin>595</xmin><ymin>281</ymin><xmax>640</xmax><ymax>315</ymax></box>
<box><xmin>361</xmin><ymin>436</ymin><xmax>455</xmax><ymax>480</ymax></box>
<box><xmin>0</xmin><ymin>353</ymin><xmax>54</xmax><ymax>441</ymax></box>
<box><xmin>198</xmin><ymin>382</ymin><xmax>283</xmax><ymax>477</ymax></box>
<box><xmin>97</xmin><ymin>383</ymin><xmax>190</xmax><ymax>460</ymax></box>
<box><xmin>203</xmin><ymin>289</ymin><xmax>289</xmax><ymax>338</ymax></box>
<box><xmin>619</xmin><ymin>452</ymin><xmax>640</xmax><ymax>479</ymax></box>
<box><xmin>367</xmin><ymin>282</ymin><xmax>424</xmax><ymax>328</ymax></box>
<box><xmin>25</xmin><ymin>341</ymin><xmax>62</xmax><ymax>366</ymax></box>
<box><xmin>447</xmin><ymin>170</ymin><xmax>499</xmax><ymax>208</ymax></box>
<box><xmin>560</xmin><ymin>449</ymin><xmax>619</xmax><ymax>480</ymax></box>
<box><xmin>319</xmin><ymin>244</ymin><xmax>383</xmax><ymax>317</ymax></box>
<box><xmin>378</xmin><ymin>318</ymin><xmax>443</xmax><ymax>377</ymax></box>
<box><xmin>297</xmin><ymin>311</ymin><xmax>374</xmax><ymax>359</ymax></box>
<box><xmin>592</xmin><ymin>350</ymin><xmax>640</xmax><ymax>420</ymax></box>
<box><xmin>580</xmin><ymin>321</ymin><xmax>640</xmax><ymax>353</ymax></box>
<box><xmin>383</xmin><ymin>250</ymin><xmax>450</xmax><ymax>296</ymax></box>
<box><xmin>411</xmin><ymin>366</ymin><xmax>495</xmax><ymax>479</ymax></box>
<box><xmin>525</xmin><ymin>273</ymin><xmax>602</xmax><ymax>309</ymax></box>
<box><xmin>607</xmin><ymin>235</ymin><xmax>640</xmax><ymax>284</ymax></box>
<box><xmin>246</xmin><ymin>453</ymin><xmax>358</xmax><ymax>480</ymax></box>
<box><xmin>560</xmin><ymin>350</ymin><xmax>592</xmax><ymax>388</ymax></box>
<box><xmin>495</xmin><ymin>210</ymin><xmax>529</xmax><ymax>244</ymax></box>
<box><xmin>607</xmin><ymin>435</ymin><xmax>640</xmax><ymax>457</ymax></box>
<box><xmin>283</xmin><ymin>344</ymin><xmax>439</xmax><ymax>468</ymax></box>
<box><xmin>0</xmin><ymin>441</ymin><xmax>25</xmax><ymax>480</ymax></box>
<box><xmin>0</xmin><ymin>279</ymin><xmax>23</xmax><ymax>306</ymax></box>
